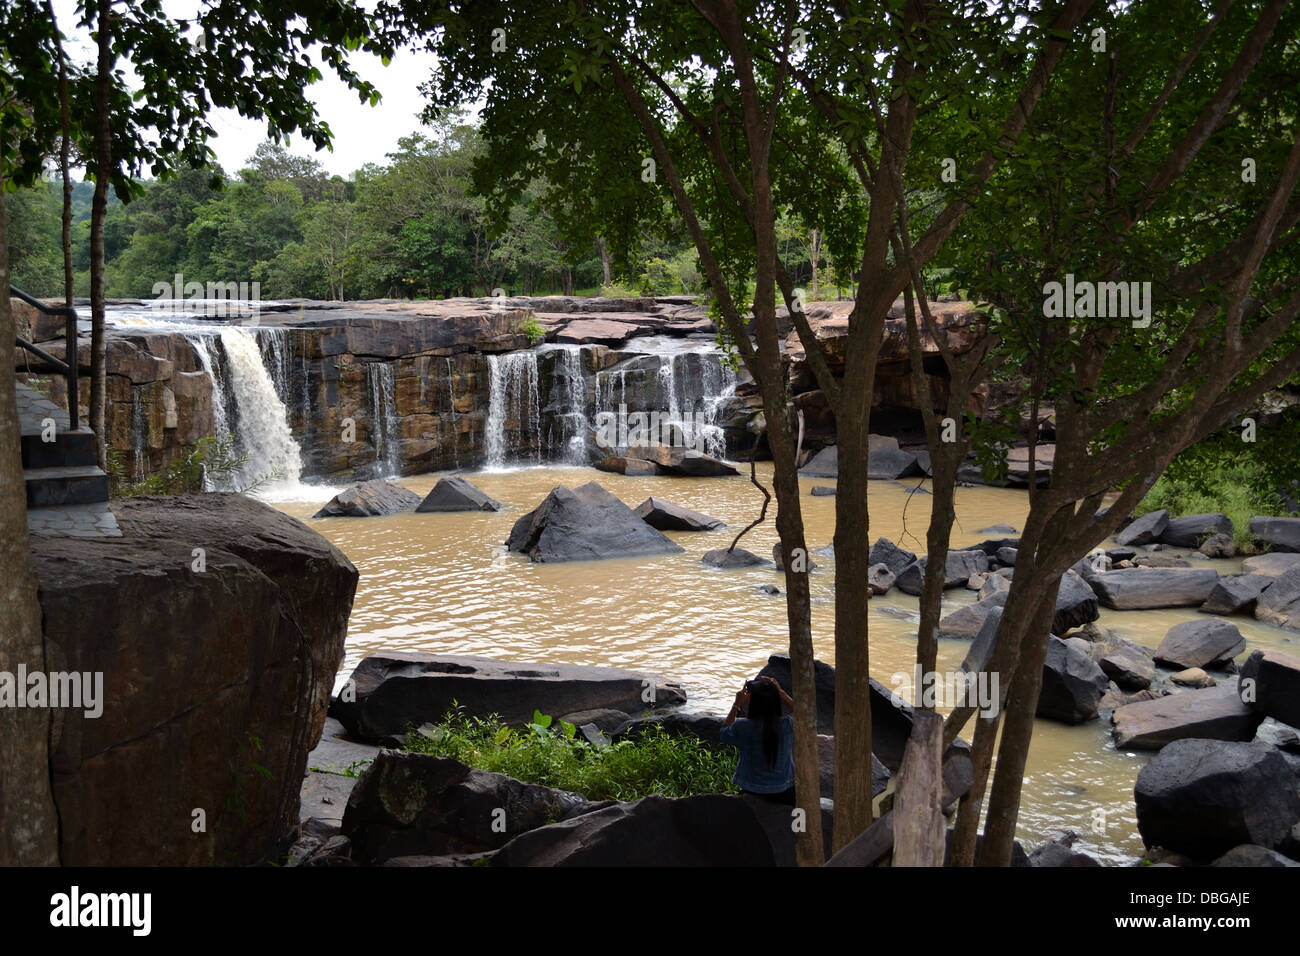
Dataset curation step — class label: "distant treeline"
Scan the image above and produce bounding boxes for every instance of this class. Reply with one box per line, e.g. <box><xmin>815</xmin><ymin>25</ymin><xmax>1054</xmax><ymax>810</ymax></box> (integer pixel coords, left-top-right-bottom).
<box><xmin>4</xmin><ymin>121</ymin><xmax>838</xmax><ymax>303</ymax></box>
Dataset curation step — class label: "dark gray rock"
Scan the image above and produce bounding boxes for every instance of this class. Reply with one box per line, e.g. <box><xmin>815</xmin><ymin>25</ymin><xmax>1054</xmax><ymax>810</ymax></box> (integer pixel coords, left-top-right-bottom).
<box><xmin>810</xmin><ymin>485</ymin><xmax>837</xmax><ymax>497</ymax></box>
<box><xmin>415</xmin><ymin>475</ymin><xmax>503</xmax><ymax>513</ymax></box>
<box><xmin>1250</xmin><ymin>515</ymin><xmax>1300</xmax><ymax>553</ymax></box>
<box><xmin>1255</xmin><ymin>565</ymin><xmax>1300</xmax><ymax>630</ymax></box>
<box><xmin>938</xmin><ymin>592</ymin><xmax>1009</xmax><ymax>641</ymax></box>
<box><xmin>314</xmin><ymin>479</ymin><xmax>422</xmax><ymax>518</ymax></box>
<box><xmin>1155</xmin><ymin>618</ymin><xmax>1246</xmax><ymax>670</ymax></box>
<box><xmin>1106</xmin><ymin>547</ymin><xmax>1137</xmax><ymax>562</ymax></box>
<box><xmin>556</xmin><ymin>708</ymin><xmax>631</xmax><ymax>735</ymax></box>
<box><xmin>1115</xmin><ymin>509</ymin><xmax>1169</xmax><ymax>547</ymax></box>
<box><xmin>867</xmin><ymin>435</ymin><xmax>921</xmax><ymax>480</ymax></box>
<box><xmin>1240</xmin><ymin>647</ymin><xmax>1300</xmax><ymax>729</ymax></box>
<box><xmin>611</xmin><ymin>710</ymin><xmax>726</xmax><ymax>750</ymax></box>
<box><xmin>868</xmin><ymin>537</ymin><xmax>917</xmax><ymax>577</ymax></box>
<box><xmin>632</xmin><ymin>496</ymin><xmax>725</xmax><ymax>531</ymax></box>
<box><xmin>1053</xmin><ymin>571</ymin><xmax>1100</xmax><ymax>635</ymax></box>
<box><xmin>489</xmin><ymin>794</ymin><xmax>778</xmax><ymax>866</ymax></box>
<box><xmin>996</xmin><ymin>547</ymin><xmax>1018</xmax><ymax>566</ymax></box>
<box><xmin>1159</xmin><ymin>513</ymin><xmax>1233</xmax><ymax>548</ymax></box>
<box><xmin>1112</xmin><ymin>682</ymin><xmax>1262</xmax><ymax>749</ymax></box>
<box><xmin>1210</xmin><ymin>844</ymin><xmax>1300</xmax><ymax>867</ymax></box>
<box><xmin>703</xmin><ymin>547</ymin><xmax>771</xmax><ymax>569</ymax></box>
<box><xmin>1199</xmin><ymin>533</ymin><xmax>1237</xmax><ymax>558</ymax></box>
<box><xmin>507</xmin><ymin>482</ymin><xmax>684</xmax><ymax>562</ymax></box>
<box><xmin>1240</xmin><ymin>552</ymin><xmax>1300</xmax><ymax>577</ymax></box>
<box><xmin>895</xmin><ymin>550</ymin><xmax>990</xmax><ymax>595</ymax></box>
<box><xmin>868</xmin><ymin>563</ymin><xmax>896</xmax><ymax>595</ymax></box>
<box><xmin>1134</xmin><ymin>739</ymin><xmax>1300</xmax><ymax>860</ymax></box>
<box><xmin>341</xmin><ymin>751</ymin><xmax>589</xmax><ymax>862</ymax></box>
<box><xmin>772</xmin><ymin>543</ymin><xmax>818</xmax><ymax>573</ymax></box>
<box><xmin>330</xmin><ymin>651</ymin><xmax>686</xmax><ymax>740</ymax></box>
<box><xmin>1089</xmin><ymin>568</ymin><xmax>1220</xmax><ymax>609</ymax></box>
<box><xmin>799</xmin><ymin>445</ymin><xmax>838</xmax><ymax>477</ymax></box>
<box><xmin>976</xmin><ymin>524</ymin><xmax>1018</xmax><ymax>535</ymax></box>
<box><xmin>1038</xmin><ymin>636</ymin><xmax>1109</xmax><ymax>723</ymax></box>
<box><xmin>1100</xmin><ymin>644</ymin><xmax>1156</xmax><ymax>691</ymax></box>
<box><xmin>1201</xmin><ymin>574</ymin><xmax>1272</xmax><ymax>615</ymax></box>
<box><xmin>1029</xmin><ymin>831</ymin><xmax>1102</xmax><ymax>867</ymax></box>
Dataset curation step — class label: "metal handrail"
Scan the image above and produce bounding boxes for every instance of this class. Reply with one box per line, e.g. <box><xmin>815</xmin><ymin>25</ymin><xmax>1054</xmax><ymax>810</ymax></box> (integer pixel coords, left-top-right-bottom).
<box><xmin>11</xmin><ymin>285</ymin><xmax>80</xmax><ymax>430</ymax></box>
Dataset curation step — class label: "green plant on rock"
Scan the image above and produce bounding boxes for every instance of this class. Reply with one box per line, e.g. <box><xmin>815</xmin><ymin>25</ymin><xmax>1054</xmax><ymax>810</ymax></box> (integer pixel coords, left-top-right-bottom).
<box><xmin>111</xmin><ymin>432</ymin><xmax>280</xmax><ymax>497</ymax></box>
<box><xmin>518</xmin><ymin>314</ymin><xmax>546</xmax><ymax>344</ymax></box>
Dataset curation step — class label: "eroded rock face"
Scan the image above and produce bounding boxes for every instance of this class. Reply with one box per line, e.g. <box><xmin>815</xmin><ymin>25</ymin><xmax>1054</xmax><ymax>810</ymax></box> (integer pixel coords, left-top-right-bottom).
<box><xmin>329</xmin><ymin>651</ymin><xmax>687</xmax><ymax>741</ymax></box>
<box><xmin>506</xmin><ymin>482</ymin><xmax>684</xmax><ymax>563</ymax></box>
<box><xmin>31</xmin><ymin>494</ymin><xmax>358</xmax><ymax>865</ymax></box>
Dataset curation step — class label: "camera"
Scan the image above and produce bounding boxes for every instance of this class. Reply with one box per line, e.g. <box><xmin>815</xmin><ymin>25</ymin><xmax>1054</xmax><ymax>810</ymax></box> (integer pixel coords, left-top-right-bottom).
<box><xmin>744</xmin><ymin>679</ymin><xmax>761</xmax><ymax>693</ymax></box>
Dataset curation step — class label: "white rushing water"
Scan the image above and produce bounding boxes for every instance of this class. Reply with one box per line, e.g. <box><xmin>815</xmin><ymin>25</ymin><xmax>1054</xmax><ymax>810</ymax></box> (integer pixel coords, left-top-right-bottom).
<box><xmin>214</xmin><ymin>327</ymin><xmax>305</xmax><ymax>494</ymax></box>
<box><xmin>366</xmin><ymin>362</ymin><xmax>402</xmax><ymax>478</ymax></box>
<box><xmin>484</xmin><ymin>351</ymin><xmax>543</xmax><ymax>469</ymax></box>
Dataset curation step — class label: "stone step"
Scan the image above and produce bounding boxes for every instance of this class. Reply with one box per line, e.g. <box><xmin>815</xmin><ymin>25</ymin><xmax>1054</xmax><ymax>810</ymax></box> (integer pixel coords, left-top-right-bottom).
<box><xmin>23</xmin><ymin>464</ymin><xmax>110</xmax><ymax>508</ymax></box>
<box><xmin>20</xmin><ymin>425</ymin><xmax>98</xmax><ymax>469</ymax></box>
<box><xmin>26</xmin><ymin>500</ymin><xmax>121</xmax><ymax>538</ymax></box>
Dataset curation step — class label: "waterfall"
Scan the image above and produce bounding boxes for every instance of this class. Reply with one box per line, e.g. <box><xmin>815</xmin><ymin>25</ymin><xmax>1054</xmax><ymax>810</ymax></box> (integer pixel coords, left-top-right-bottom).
<box><xmin>547</xmin><ymin>345</ymin><xmax>589</xmax><ymax>464</ymax></box>
<box><xmin>664</xmin><ymin>352</ymin><xmax>736</xmax><ymax>459</ymax></box>
<box><xmin>130</xmin><ymin>386</ymin><xmax>148</xmax><ymax>480</ymax></box>
<box><xmin>365</xmin><ymin>362</ymin><xmax>402</xmax><ymax>478</ymax></box>
<box><xmin>258</xmin><ymin>327</ymin><xmax>294</xmax><ymax>407</ymax></box>
<box><xmin>485</xmin><ymin>351</ymin><xmax>542</xmax><ymax>469</ymax></box>
<box><xmin>187</xmin><ymin>328</ymin><xmax>303</xmax><ymax>493</ymax></box>
<box><xmin>445</xmin><ymin>357</ymin><xmax>460</xmax><ymax>468</ymax></box>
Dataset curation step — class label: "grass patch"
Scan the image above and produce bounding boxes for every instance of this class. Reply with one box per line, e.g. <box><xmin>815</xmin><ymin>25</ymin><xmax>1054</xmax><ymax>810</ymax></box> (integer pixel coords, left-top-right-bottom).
<box><xmin>1136</xmin><ymin>459</ymin><xmax>1286</xmax><ymax>552</ymax></box>
<box><xmin>403</xmin><ymin>707</ymin><xmax>737</xmax><ymax>801</ymax></box>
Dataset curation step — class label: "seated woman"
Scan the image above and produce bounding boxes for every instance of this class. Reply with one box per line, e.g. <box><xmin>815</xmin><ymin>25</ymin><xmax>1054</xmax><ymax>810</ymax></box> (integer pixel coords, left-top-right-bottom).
<box><xmin>719</xmin><ymin>676</ymin><xmax>796</xmax><ymax>804</ymax></box>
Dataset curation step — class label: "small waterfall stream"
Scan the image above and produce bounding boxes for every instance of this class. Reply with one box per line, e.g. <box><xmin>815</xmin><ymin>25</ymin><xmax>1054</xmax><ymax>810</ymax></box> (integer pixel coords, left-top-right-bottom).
<box><xmin>485</xmin><ymin>351</ymin><xmax>543</xmax><ymax>469</ymax></box>
<box><xmin>366</xmin><ymin>363</ymin><xmax>402</xmax><ymax>478</ymax></box>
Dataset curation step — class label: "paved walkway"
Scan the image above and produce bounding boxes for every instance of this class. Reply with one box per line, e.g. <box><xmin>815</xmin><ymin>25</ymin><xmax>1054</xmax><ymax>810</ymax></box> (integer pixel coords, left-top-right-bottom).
<box><xmin>16</xmin><ymin>380</ymin><xmax>69</xmax><ymax>434</ymax></box>
<box><xmin>27</xmin><ymin>501</ymin><xmax>122</xmax><ymax>538</ymax></box>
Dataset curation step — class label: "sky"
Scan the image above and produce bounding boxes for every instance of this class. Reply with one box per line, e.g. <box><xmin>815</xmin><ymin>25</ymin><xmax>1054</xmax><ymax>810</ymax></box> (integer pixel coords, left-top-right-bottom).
<box><xmin>50</xmin><ymin>0</ymin><xmax>443</xmax><ymax>178</ymax></box>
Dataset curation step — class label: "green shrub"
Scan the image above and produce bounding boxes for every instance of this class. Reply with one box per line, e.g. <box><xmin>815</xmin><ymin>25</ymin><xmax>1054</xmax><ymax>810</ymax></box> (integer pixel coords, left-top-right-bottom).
<box><xmin>1136</xmin><ymin>456</ymin><xmax>1287</xmax><ymax>552</ymax></box>
<box><xmin>403</xmin><ymin>707</ymin><xmax>737</xmax><ymax>801</ymax></box>
<box><xmin>517</xmin><ymin>314</ymin><xmax>546</xmax><ymax>344</ymax></box>
<box><xmin>110</xmin><ymin>432</ymin><xmax>278</xmax><ymax>497</ymax></box>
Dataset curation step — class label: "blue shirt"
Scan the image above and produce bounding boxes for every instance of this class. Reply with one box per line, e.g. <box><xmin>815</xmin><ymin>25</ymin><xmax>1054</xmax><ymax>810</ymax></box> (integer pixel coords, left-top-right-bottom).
<box><xmin>720</xmin><ymin>714</ymin><xmax>795</xmax><ymax>793</ymax></box>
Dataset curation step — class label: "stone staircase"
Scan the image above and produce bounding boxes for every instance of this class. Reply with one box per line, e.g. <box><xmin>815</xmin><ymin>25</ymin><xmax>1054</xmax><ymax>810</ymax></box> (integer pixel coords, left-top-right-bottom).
<box><xmin>17</xmin><ymin>381</ymin><xmax>119</xmax><ymax>537</ymax></box>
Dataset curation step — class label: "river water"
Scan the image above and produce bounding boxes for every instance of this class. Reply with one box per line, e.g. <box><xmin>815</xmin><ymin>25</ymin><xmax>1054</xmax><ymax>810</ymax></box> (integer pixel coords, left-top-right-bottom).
<box><xmin>271</xmin><ymin>464</ymin><xmax>1300</xmax><ymax>865</ymax></box>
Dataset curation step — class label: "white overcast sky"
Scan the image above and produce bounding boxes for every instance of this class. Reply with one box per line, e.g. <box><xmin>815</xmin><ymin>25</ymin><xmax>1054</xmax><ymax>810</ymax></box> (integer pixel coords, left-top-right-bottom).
<box><xmin>51</xmin><ymin>0</ymin><xmax>443</xmax><ymax>178</ymax></box>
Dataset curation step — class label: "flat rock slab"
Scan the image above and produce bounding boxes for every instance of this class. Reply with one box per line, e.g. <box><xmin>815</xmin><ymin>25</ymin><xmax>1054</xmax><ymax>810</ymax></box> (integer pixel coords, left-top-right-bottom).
<box><xmin>1250</xmin><ymin>516</ymin><xmax>1300</xmax><ymax>553</ymax></box>
<box><xmin>330</xmin><ymin>651</ymin><xmax>687</xmax><ymax>740</ymax></box>
<box><xmin>1159</xmin><ymin>513</ymin><xmax>1233</xmax><ymax>548</ymax></box>
<box><xmin>416</xmin><ymin>475</ymin><xmax>503</xmax><ymax>512</ymax></box>
<box><xmin>1155</xmin><ymin>618</ymin><xmax>1246</xmax><ymax>669</ymax></box>
<box><xmin>507</xmin><ymin>481</ymin><xmax>684</xmax><ymax>562</ymax></box>
<box><xmin>1112</xmin><ymin>681</ymin><xmax>1261</xmax><ymax>750</ymax></box>
<box><xmin>633</xmin><ymin>496</ymin><xmax>725</xmax><ymax>531</ymax></box>
<box><xmin>625</xmin><ymin>443</ymin><xmax>739</xmax><ymax>476</ymax></box>
<box><xmin>314</xmin><ymin>479</ymin><xmax>422</xmax><ymax>518</ymax></box>
<box><xmin>1241</xmin><ymin>552</ymin><xmax>1300</xmax><ymax>577</ymax></box>
<box><xmin>703</xmin><ymin>547</ymin><xmax>772</xmax><ymax>569</ymax></box>
<box><xmin>554</xmin><ymin>318</ymin><xmax>642</xmax><ymax>345</ymax></box>
<box><xmin>895</xmin><ymin>550</ymin><xmax>990</xmax><ymax>595</ymax></box>
<box><xmin>1090</xmin><ymin>568</ymin><xmax>1219</xmax><ymax>609</ymax></box>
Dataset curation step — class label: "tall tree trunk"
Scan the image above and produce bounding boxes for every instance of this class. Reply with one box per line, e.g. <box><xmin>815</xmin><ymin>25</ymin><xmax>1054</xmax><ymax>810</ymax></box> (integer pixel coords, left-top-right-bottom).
<box><xmin>809</xmin><ymin>228</ymin><xmax>820</xmax><ymax>303</ymax></box>
<box><xmin>89</xmin><ymin>0</ymin><xmax>112</xmax><ymax>468</ymax></box>
<box><xmin>0</xmin><ymin>182</ymin><xmax>61</xmax><ymax>866</ymax></box>
<box><xmin>597</xmin><ymin>237</ymin><xmax>611</xmax><ymax>288</ymax></box>
<box><xmin>47</xmin><ymin>0</ymin><xmax>73</xmax><ymax>306</ymax></box>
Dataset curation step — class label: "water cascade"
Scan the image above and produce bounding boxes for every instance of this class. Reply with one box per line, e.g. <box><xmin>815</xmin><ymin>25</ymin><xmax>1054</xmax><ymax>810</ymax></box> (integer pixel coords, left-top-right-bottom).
<box><xmin>365</xmin><ymin>362</ymin><xmax>402</xmax><ymax>478</ymax></box>
<box><xmin>484</xmin><ymin>351</ymin><xmax>543</xmax><ymax>469</ymax></box>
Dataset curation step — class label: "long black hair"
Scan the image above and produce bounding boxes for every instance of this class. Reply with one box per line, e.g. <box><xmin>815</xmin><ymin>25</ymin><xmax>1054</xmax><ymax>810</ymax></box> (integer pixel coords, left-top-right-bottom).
<box><xmin>748</xmin><ymin>683</ymin><xmax>783</xmax><ymax>769</ymax></box>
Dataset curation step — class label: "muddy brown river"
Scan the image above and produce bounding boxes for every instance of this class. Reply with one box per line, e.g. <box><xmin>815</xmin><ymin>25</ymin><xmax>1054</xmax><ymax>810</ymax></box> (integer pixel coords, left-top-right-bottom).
<box><xmin>273</xmin><ymin>465</ymin><xmax>1299</xmax><ymax>865</ymax></box>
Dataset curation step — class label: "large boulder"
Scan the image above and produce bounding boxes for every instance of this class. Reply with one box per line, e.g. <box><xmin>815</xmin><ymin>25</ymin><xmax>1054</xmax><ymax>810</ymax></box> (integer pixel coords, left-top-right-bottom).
<box><xmin>1240</xmin><ymin>552</ymin><xmax>1300</xmax><ymax>577</ymax></box>
<box><xmin>1158</xmin><ymin>512</ymin><xmax>1233</xmax><ymax>548</ymax></box>
<box><xmin>1134</xmin><ymin>739</ymin><xmax>1300</xmax><ymax>860</ymax></box>
<box><xmin>1240</xmin><ymin>648</ymin><xmax>1300</xmax><ymax>729</ymax></box>
<box><xmin>938</xmin><ymin>592</ymin><xmax>1008</xmax><ymax>641</ymax></box>
<box><xmin>1200</xmin><ymin>574</ymin><xmax>1273</xmax><ymax>615</ymax></box>
<box><xmin>611</xmin><ymin>710</ymin><xmax>727</xmax><ymax>750</ymax></box>
<box><xmin>869</xmin><ymin>537</ymin><xmax>917</xmax><ymax>577</ymax></box>
<box><xmin>1115</xmin><ymin>510</ymin><xmax>1169</xmax><ymax>547</ymax></box>
<box><xmin>1112</xmin><ymin>682</ymin><xmax>1262</xmax><ymax>750</ymax></box>
<box><xmin>1255</xmin><ymin>565</ymin><xmax>1300</xmax><ymax>630</ymax></box>
<box><xmin>30</xmin><ymin>493</ymin><xmax>358</xmax><ymax>865</ymax></box>
<box><xmin>341</xmin><ymin>752</ymin><xmax>589</xmax><ymax>862</ymax></box>
<box><xmin>313</xmin><ymin>479</ymin><xmax>422</xmax><ymax>517</ymax></box>
<box><xmin>632</xmin><ymin>496</ymin><xmax>725</xmax><ymax>531</ymax></box>
<box><xmin>489</xmin><ymin>794</ymin><xmax>777</xmax><ymax>866</ymax></box>
<box><xmin>506</xmin><ymin>482</ymin><xmax>684</xmax><ymax>562</ymax></box>
<box><xmin>799</xmin><ymin>445</ymin><xmax>838</xmax><ymax>477</ymax></box>
<box><xmin>867</xmin><ymin>435</ymin><xmax>922</xmax><ymax>480</ymax></box>
<box><xmin>1250</xmin><ymin>516</ymin><xmax>1300</xmax><ymax>552</ymax></box>
<box><xmin>1038</xmin><ymin>637</ymin><xmax>1109</xmax><ymax>723</ymax></box>
<box><xmin>1053</xmin><ymin>572</ymin><xmax>1100</xmax><ymax>635</ymax></box>
<box><xmin>1211</xmin><ymin>845</ymin><xmax>1300</xmax><ymax>867</ymax></box>
<box><xmin>625</xmin><ymin>444</ymin><xmax>739</xmax><ymax>477</ymax></box>
<box><xmin>415</xmin><ymin>475</ymin><xmax>503</xmax><ymax>513</ymax></box>
<box><xmin>1089</xmin><ymin>568</ymin><xmax>1219</xmax><ymax>609</ymax></box>
<box><xmin>702</xmin><ymin>547</ymin><xmax>771</xmax><ymax>569</ymax></box>
<box><xmin>1154</xmin><ymin>619</ymin><xmax>1247</xmax><ymax>670</ymax></box>
<box><xmin>895</xmin><ymin>550</ymin><xmax>990</xmax><ymax>595</ymax></box>
<box><xmin>1100</xmin><ymin>643</ymin><xmax>1156</xmax><ymax>691</ymax></box>
<box><xmin>330</xmin><ymin>652</ymin><xmax>686</xmax><ymax>741</ymax></box>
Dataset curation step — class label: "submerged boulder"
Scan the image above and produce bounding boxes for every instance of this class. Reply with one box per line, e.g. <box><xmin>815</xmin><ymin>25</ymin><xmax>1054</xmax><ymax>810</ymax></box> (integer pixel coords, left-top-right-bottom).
<box><xmin>1134</xmin><ymin>739</ymin><xmax>1300</xmax><ymax>860</ymax></box>
<box><xmin>506</xmin><ymin>482</ymin><xmax>684</xmax><ymax>562</ymax></box>
<box><xmin>1089</xmin><ymin>568</ymin><xmax>1219</xmax><ymax>609</ymax></box>
<box><xmin>632</xmin><ymin>496</ymin><xmax>725</xmax><ymax>531</ymax></box>
<box><xmin>702</xmin><ymin>547</ymin><xmax>771</xmax><ymax>569</ymax></box>
<box><xmin>314</xmin><ymin>479</ymin><xmax>422</xmax><ymax>518</ymax></box>
<box><xmin>330</xmin><ymin>651</ymin><xmax>686</xmax><ymax>741</ymax></box>
<box><xmin>416</xmin><ymin>475</ymin><xmax>503</xmax><ymax>513</ymax></box>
